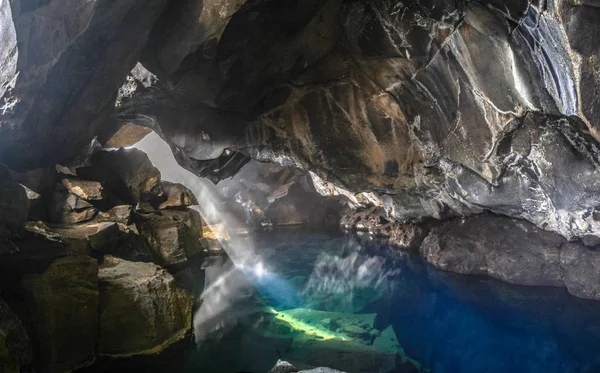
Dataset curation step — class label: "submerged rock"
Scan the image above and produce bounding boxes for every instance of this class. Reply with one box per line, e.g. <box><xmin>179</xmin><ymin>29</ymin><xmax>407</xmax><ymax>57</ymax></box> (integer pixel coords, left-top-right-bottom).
<box><xmin>97</xmin><ymin>256</ymin><xmax>193</xmax><ymax>356</ymax></box>
<box><xmin>248</xmin><ymin>308</ymin><xmax>418</xmax><ymax>373</ymax></box>
<box><xmin>420</xmin><ymin>214</ymin><xmax>600</xmax><ymax>300</ymax></box>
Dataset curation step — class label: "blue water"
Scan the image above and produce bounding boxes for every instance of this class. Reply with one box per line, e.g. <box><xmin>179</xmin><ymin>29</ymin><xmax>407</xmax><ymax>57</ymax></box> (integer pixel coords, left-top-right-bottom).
<box><xmin>85</xmin><ymin>232</ymin><xmax>600</xmax><ymax>373</ymax></box>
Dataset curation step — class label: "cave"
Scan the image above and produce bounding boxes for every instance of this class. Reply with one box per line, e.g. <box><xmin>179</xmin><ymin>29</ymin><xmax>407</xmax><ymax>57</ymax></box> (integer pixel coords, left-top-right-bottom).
<box><xmin>1</xmin><ymin>1</ymin><xmax>600</xmax><ymax>372</ymax></box>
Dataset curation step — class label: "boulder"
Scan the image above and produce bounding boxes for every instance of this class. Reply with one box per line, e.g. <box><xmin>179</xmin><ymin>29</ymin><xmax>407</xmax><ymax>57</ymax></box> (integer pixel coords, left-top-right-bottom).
<box><xmin>22</xmin><ymin>255</ymin><xmax>98</xmax><ymax>373</ymax></box>
<box><xmin>78</xmin><ymin>149</ymin><xmax>163</xmax><ymax>204</ymax></box>
<box><xmin>157</xmin><ymin>181</ymin><xmax>198</xmax><ymax>210</ymax></box>
<box><xmin>0</xmin><ymin>299</ymin><xmax>32</xmax><ymax>373</ymax></box>
<box><xmin>97</xmin><ymin>256</ymin><xmax>193</xmax><ymax>356</ymax></box>
<box><xmin>134</xmin><ymin>209</ymin><xmax>204</xmax><ymax>266</ymax></box>
<box><xmin>60</xmin><ymin>179</ymin><xmax>104</xmax><ymax>201</ymax></box>
<box><xmin>420</xmin><ymin>214</ymin><xmax>600</xmax><ymax>300</ymax></box>
<box><xmin>47</xmin><ymin>188</ymin><xmax>98</xmax><ymax>224</ymax></box>
<box><xmin>96</xmin><ymin>205</ymin><xmax>133</xmax><ymax>225</ymax></box>
<box><xmin>41</xmin><ymin>178</ymin><xmax>106</xmax><ymax>225</ymax></box>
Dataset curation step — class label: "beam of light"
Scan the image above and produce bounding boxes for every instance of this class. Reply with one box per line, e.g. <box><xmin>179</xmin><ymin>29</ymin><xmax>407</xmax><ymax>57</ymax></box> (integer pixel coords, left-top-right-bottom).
<box><xmin>133</xmin><ymin>131</ymin><xmax>263</xmax><ymax>270</ymax></box>
<box><xmin>133</xmin><ymin>132</ymin><xmax>271</xmax><ymax>344</ymax></box>
<box><xmin>254</xmin><ymin>261</ymin><xmax>265</xmax><ymax>278</ymax></box>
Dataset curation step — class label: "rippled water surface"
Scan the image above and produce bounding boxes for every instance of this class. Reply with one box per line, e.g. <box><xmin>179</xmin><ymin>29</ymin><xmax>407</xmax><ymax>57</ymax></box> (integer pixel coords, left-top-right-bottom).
<box><xmin>86</xmin><ymin>232</ymin><xmax>600</xmax><ymax>373</ymax></box>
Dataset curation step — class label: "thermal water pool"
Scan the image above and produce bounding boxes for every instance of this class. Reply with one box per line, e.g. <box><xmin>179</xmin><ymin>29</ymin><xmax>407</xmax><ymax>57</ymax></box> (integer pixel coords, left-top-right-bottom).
<box><xmin>84</xmin><ymin>231</ymin><xmax>600</xmax><ymax>373</ymax></box>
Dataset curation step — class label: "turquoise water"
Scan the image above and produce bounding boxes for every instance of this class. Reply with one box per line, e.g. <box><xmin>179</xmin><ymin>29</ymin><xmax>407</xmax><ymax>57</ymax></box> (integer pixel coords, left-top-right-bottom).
<box><xmin>86</xmin><ymin>232</ymin><xmax>600</xmax><ymax>373</ymax></box>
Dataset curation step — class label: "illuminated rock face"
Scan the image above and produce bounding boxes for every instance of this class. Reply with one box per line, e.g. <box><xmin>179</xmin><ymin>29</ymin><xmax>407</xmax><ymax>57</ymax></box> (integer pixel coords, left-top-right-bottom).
<box><xmin>112</xmin><ymin>0</ymin><xmax>600</xmax><ymax>242</ymax></box>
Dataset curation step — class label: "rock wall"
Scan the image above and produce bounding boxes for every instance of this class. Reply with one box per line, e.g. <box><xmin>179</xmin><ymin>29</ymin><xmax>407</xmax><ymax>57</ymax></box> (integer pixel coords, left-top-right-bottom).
<box><xmin>114</xmin><ymin>0</ymin><xmax>600</xmax><ymax>242</ymax></box>
<box><xmin>217</xmin><ymin>160</ymin><xmax>351</xmax><ymax>230</ymax></box>
<box><xmin>0</xmin><ymin>0</ymin><xmax>170</xmax><ymax>170</ymax></box>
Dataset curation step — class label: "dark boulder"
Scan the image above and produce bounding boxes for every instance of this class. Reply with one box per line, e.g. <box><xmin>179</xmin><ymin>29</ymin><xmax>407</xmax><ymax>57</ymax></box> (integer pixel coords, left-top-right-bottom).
<box><xmin>0</xmin><ymin>235</ymin><xmax>98</xmax><ymax>373</ymax></box>
<box><xmin>79</xmin><ymin>149</ymin><xmax>163</xmax><ymax>204</ymax></box>
<box><xmin>156</xmin><ymin>181</ymin><xmax>198</xmax><ymax>210</ymax></box>
<box><xmin>0</xmin><ymin>299</ymin><xmax>32</xmax><ymax>373</ymax></box>
<box><xmin>0</xmin><ymin>182</ymin><xmax>28</xmax><ymax>239</ymax></box>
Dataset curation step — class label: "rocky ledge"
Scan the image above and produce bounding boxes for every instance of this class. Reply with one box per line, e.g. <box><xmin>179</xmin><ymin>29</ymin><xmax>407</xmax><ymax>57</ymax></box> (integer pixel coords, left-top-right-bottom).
<box><xmin>421</xmin><ymin>214</ymin><xmax>600</xmax><ymax>300</ymax></box>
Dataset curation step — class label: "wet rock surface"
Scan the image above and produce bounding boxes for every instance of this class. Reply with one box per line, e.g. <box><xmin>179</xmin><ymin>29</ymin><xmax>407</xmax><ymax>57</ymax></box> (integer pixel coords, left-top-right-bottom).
<box><xmin>340</xmin><ymin>206</ymin><xmax>427</xmax><ymax>251</ymax></box>
<box><xmin>420</xmin><ymin>214</ymin><xmax>600</xmax><ymax>300</ymax></box>
<box><xmin>0</xmin><ymin>299</ymin><xmax>32</xmax><ymax>373</ymax></box>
